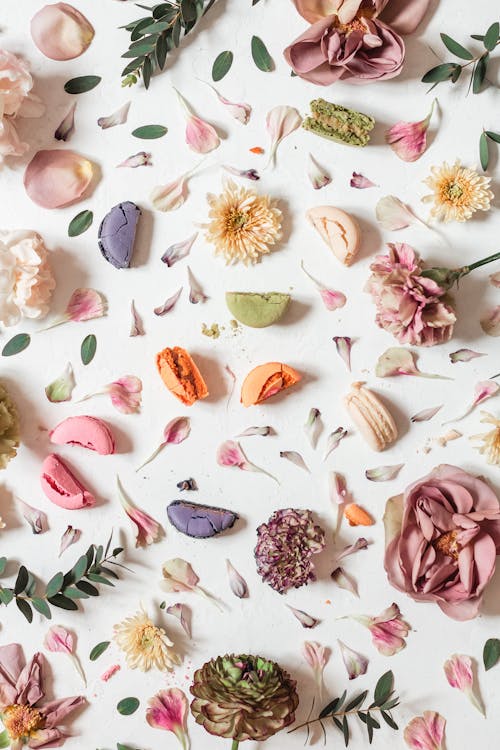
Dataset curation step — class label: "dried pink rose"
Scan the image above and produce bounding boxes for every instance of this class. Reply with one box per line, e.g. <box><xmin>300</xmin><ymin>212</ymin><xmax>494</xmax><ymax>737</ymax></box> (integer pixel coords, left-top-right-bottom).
<box><xmin>44</xmin><ymin>625</ymin><xmax>86</xmax><ymax>686</ymax></box>
<box><xmin>444</xmin><ymin>654</ymin><xmax>485</xmax><ymax>716</ymax></box>
<box><xmin>146</xmin><ymin>688</ymin><xmax>189</xmax><ymax>749</ymax></box>
<box><xmin>117</xmin><ymin>476</ymin><xmax>163</xmax><ymax>548</ymax></box>
<box><xmin>350</xmin><ymin>602</ymin><xmax>410</xmax><ymax>656</ymax></box>
<box><xmin>217</xmin><ymin>440</ymin><xmax>278</xmax><ymax>482</ymax></box>
<box><xmin>31</xmin><ymin>3</ymin><xmax>94</xmax><ymax>60</ymax></box>
<box><xmin>136</xmin><ymin>416</ymin><xmax>191</xmax><ymax>471</ymax></box>
<box><xmin>385</xmin><ymin>99</ymin><xmax>436</xmax><ymax>162</ymax></box>
<box><xmin>24</xmin><ymin>149</ymin><xmax>94</xmax><ymax>209</ymax></box>
<box><xmin>404</xmin><ymin>711</ymin><xmax>446</xmax><ymax>750</ymax></box>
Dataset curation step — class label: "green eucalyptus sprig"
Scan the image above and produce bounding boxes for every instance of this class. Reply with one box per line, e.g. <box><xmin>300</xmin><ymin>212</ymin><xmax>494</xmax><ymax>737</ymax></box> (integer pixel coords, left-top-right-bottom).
<box><xmin>422</xmin><ymin>21</ymin><xmax>499</xmax><ymax>93</ymax></box>
<box><xmin>479</xmin><ymin>130</ymin><xmax>500</xmax><ymax>171</ymax></box>
<box><xmin>120</xmin><ymin>0</ymin><xmax>216</xmax><ymax>88</ymax></box>
<box><xmin>289</xmin><ymin>671</ymin><xmax>399</xmax><ymax>746</ymax></box>
<box><xmin>0</xmin><ymin>533</ymin><xmax>126</xmax><ymax>622</ymax></box>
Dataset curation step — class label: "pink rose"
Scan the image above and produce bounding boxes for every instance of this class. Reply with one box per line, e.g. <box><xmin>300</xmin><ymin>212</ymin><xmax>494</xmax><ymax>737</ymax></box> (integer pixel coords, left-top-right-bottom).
<box><xmin>384</xmin><ymin>464</ymin><xmax>500</xmax><ymax>621</ymax></box>
<box><xmin>284</xmin><ymin>0</ymin><xmax>430</xmax><ymax>85</ymax></box>
<box><xmin>365</xmin><ymin>242</ymin><xmax>456</xmax><ymax>347</ymax></box>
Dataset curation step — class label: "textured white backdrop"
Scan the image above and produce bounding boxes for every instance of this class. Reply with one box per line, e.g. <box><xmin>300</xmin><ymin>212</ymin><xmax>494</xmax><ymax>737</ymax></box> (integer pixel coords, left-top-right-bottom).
<box><xmin>1</xmin><ymin>0</ymin><xmax>500</xmax><ymax>748</ymax></box>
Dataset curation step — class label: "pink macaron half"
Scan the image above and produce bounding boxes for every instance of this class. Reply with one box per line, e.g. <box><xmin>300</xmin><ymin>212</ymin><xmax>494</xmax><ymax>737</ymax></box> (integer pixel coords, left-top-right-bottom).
<box><xmin>49</xmin><ymin>415</ymin><xmax>115</xmax><ymax>455</ymax></box>
<box><xmin>40</xmin><ymin>454</ymin><xmax>96</xmax><ymax>510</ymax></box>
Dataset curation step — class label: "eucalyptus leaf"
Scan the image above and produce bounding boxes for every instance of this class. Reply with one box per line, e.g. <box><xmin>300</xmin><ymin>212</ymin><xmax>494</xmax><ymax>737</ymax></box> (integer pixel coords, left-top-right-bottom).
<box><xmin>31</xmin><ymin>597</ymin><xmax>52</xmax><ymax>619</ymax></box>
<box><xmin>68</xmin><ymin>210</ymin><xmax>93</xmax><ymax>237</ymax></box>
<box><xmin>480</xmin><ymin>131</ymin><xmax>489</xmax><ymax>171</ymax></box>
<box><xmin>117</xmin><ymin>697</ymin><xmax>140</xmax><ymax>716</ymax></box>
<box><xmin>143</xmin><ymin>56</ymin><xmax>152</xmax><ymax>89</ymax></box>
<box><xmin>251</xmin><ymin>35</ymin><xmax>273</xmax><ymax>72</ymax></box>
<box><xmin>16</xmin><ymin>598</ymin><xmax>33</xmax><ymax>623</ymax></box>
<box><xmin>440</xmin><ymin>33</ymin><xmax>474</xmax><ymax>60</ymax></box>
<box><xmin>132</xmin><ymin>124</ymin><xmax>168</xmax><ymax>139</ymax></box>
<box><xmin>0</xmin><ymin>558</ymin><xmax>6</xmax><ymax>576</ymax></box>
<box><xmin>45</xmin><ymin>571</ymin><xmax>64</xmax><ymax>599</ymax></box>
<box><xmin>64</xmin><ymin>76</ymin><xmax>101</xmax><ymax>94</ymax></box>
<box><xmin>212</xmin><ymin>50</ymin><xmax>233</xmax><ymax>81</ymax></box>
<box><xmin>47</xmin><ymin>593</ymin><xmax>79</xmax><ymax>611</ymax></box>
<box><xmin>374</xmin><ymin>671</ymin><xmax>393</xmax><ymax>706</ymax></box>
<box><xmin>14</xmin><ymin>566</ymin><xmax>28</xmax><ymax>595</ymax></box>
<box><xmin>484</xmin><ymin>21</ymin><xmax>500</xmax><ymax>51</ymax></box>
<box><xmin>90</xmin><ymin>640</ymin><xmax>111</xmax><ymax>661</ymax></box>
<box><xmin>421</xmin><ymin>62</ymin><xmax>460</xmax><ymax>83</ymax></box>
<box><xmin>81</xmin><ymin>334</ymin><xmax>97</xmax><ymax>365</ymax></box>
<box><xmin>483</xmin><ymin>638</ymin><xmax>500</xmax><ymax>670</ymax></box>
<box><xmin>2</xmin><ymin>333</ymin><xmax>30</xmax><ymax>357</ymax></box>
<box><xmin>486</xmin><ymin>130</ymin><xmax>500</xmax><ymax>143</ymax></box>
<box><xmin>473</xmin><ymin>53</ymin><xmax>489</xmax><ymax>93</ymax></box>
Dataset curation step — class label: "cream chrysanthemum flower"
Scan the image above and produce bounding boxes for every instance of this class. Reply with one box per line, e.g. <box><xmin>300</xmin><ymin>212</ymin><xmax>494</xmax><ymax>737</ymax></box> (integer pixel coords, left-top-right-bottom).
<box><xmin>471</xmin><ymin>411</ymin><xmax>500</xmax><ymax>466</ymax></box>
<box><xmin>113</xmin><ymin>608</ymin><xmax>180</xmax><ymax>672</ymax></box>
<box><xmin>422</xmin><ymin>160</ymin><xmax>493</xmax><ymax>222</ymax></box>
<box><xmin>204</xmin><ymin>179</ymin><xmax>282</xmax><ymax>265</ymax></box>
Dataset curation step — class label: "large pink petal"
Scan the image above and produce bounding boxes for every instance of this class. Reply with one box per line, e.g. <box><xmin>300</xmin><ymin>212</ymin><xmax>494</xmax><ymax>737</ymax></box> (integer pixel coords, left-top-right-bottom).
<box><xmin>16</xmin><ymin>653</ymin><xmax>44</xmax><ymax>706</ymax></box>
<box><xmin>380</xmin><ymin>0</ymin><xmax>431</xmax><ymax>34</ymax></box>
<box><xmin>28</xmin><ymin>728</ymin><xmax>66</xmax><ymax>748</ymax></box>
<box><xmin>24</xmin><ymin>150</ymin><xmax>94</xmax><ymax>209</ymax></box>
<box><xmin>30</xmin><ymin>3</ymin><xmax>94</xmax><ymax>61</ymax></box>
<box><xmin>0</xmin><ymin>644</ymin><xmax>25</xmax><ymax>705</ymax></box>
<box><xmin>42</xmin><ymin>695</ymin><xmax>86</xmax><ymax>727</ymax></box>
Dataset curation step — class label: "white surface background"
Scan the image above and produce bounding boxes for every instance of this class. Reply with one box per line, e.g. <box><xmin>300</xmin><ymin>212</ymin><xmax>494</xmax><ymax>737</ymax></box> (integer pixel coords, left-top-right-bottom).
<box><xmin>1</xmin><ymin>1</ymin><xmax>500</xmax><ymax>748</ymax></box>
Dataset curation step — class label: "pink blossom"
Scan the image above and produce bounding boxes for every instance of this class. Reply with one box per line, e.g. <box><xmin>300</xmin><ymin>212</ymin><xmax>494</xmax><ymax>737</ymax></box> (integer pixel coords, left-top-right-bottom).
<box><xmin>404</xmin><ymin>711</ymin><xmax>446</xmax><ymax>750</ymax></box>
<box><xmin>351</xmin><ymin>602</ymin><xmax>410</xmax><ymax>656</ymax></box>
<box><xmin>301</xmin><ymin>260</ymin><xmax>346</xmax><ymax>311</ymax></box>
<box><xmin>146</xmin><ymin>688</ymin><xmax>189</xmax><ymax>749</ymax></box>
<box><xmin>0</xmin><ymin>49</ymin><xmax>36</xmax><ymax>116</ymax></box>
<box><xmin>117</xmin><ymin>476</ymin><xmax>163</xmax><ymax>548</ymax></box>
<box><xmin>444</xmin><ymin>654</ymin><xmax>485</xmax><ymax>716</ymax></box>
<box><xmin>386</xmin><ymin>99</ymin><xmax>436</xmax><ymax>162</ymax></box>
<box><xmin>365</xmin><ymin>242</ymin><xmax>456</xmax><ymax>346</ymax></box>
<box><xmin>0</xmin><ymin>643</ymin><xmax>85</xmax><ymax>748</ymax></box>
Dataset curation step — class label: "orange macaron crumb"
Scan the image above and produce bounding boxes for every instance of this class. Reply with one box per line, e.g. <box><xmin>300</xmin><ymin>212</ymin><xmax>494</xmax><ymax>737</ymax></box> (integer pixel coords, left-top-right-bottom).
<box><xmin>156</xmin><ymin>346</ymin><xmax>208</xmax><ymax>406</ymax></box>
<box><xmin>343</xmin><ymin>503</ymin><xmax>374</xmax><ymax>527</ymax></box>
<box><xmin>241</xmin><ymin>362</ymin><xmax>301</xmax><ymax>407</ymax></box>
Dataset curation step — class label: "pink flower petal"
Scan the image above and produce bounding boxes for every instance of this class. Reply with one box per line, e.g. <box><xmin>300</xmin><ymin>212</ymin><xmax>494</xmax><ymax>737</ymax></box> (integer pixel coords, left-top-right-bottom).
<box><xmin>216</xmin><ymin>440</ymin><xmax>278</xmax><ymax>482</ymax></box>
<box><xmin>332</xmin><ymin>336</ymin><xmax>352</xmax><ymax>371</ymax></box>
<box><xmin>44</xmin><ymin>625</ymin><xmax>73</xmax><ymax>655</ymax></box>
<box><xmin>286</xmin><ymin>604</ymin><xmax>320</xmax><ymax>628</ymax></box>
<box><xmin>386</xmin><ymin>100</ymin><xmax>436</xmax><ymax>163</ymax></box>
<box><xmin>301</xmin><ymin>260</ymin><xmax>346</xmax><ymax>310</ymax></box>
<box><xmin>66</xmin><ymin>287</ymin><xmax>106</xmax><ymax>322</ymax></box>
<box><xmin>404</xmin><ymin>711</ymin><xmax>446</xmax><ymax>750</ymax></box>
<box><xmin>338</xmin><ymin>639</ymin><xmax>368</xmax><ymax>680</ymax></box>
<box><xmin>351</xmin><ymin>602</ymin><xmax>410</xmax><ymax>656</ymax></box>
<box><xmin>266</xmin><ymin>105</ymin><xmax>302</xmax><ymax>167</ymax></box>
<box><xmin>307</xmin><ymin>153</ymin><xmax>331</xmax><ymax>189</ymax></box>
<box><xmin>480</xmin><ymin>306</ymin><xmax>500</xmax><ymax>337</ymax></box>
<box><xmin>146</xmin><ymin>688</ymin><xmax>189</xmax><ymax>748</ymax></box>
<box><xmin>31</xmin><ymin>2</ymin><xmax>94</xmax><ymax>61</ymax></box>
<box><xmin>187</xmin><ymin>266</ymin><xmax>207</xmax><ymax>304</ymax></box>
<box><xmin>97</xmin><ymin>101</ymin><xmax>130</xmax><ymax>130</ymax></box>
<box><xmin>54</xmin><ymin>102</ymin><xmax>77</xmax><ymax>141</ymax></box>
<box><xmin>24</xmin><ymin>149</ymin><xmax>94</xmax><ymax>208</ymax></box>
<box><xmin>161</xmin><ymin>233</ymin><xmax>198</xmax><ymax>266</ymax></box>
<box><xmin>205</xmin><ymin>83</ymin><xmax>251</xmax><ymax>124</ymax></box>
<box><xmin>376</xmin><ymin>195</ymin><xmax>421</xmax><ymax>231</ymax></box>
<box><xmin>350</xmin><ymin>172</ymin><xmax>378</xmax><ymax>189</ymax></box>
<box><xmin>151</xmin><ymin>175</ymin><xmax>188</xmax><ymax>212</ymax></box>
<box><xmin>154</xmin><ymin>287</ymin><xmax>183</xmax><ymax>316</ymax></box>
<box><xmin>449</xmin><ymin>348</ymin><xmax>486</xmax><ymax>363</ymax></box>
<box><xmin>108</xmin><ymin>376</ymin><xmax>142</xmax><ymax>414</ymax></box>
<box><xmin>185</xmin><ymin>114</ymin><xmax>220</xmax><ymax>153</ymax></box>
<box><xmin>117</xmin><ymin>151</ymin><xmax>152</xmax><ymax>168</ymax></box>
<box><xmin>117</xmin><ymin>476</ymin><xmax>163</xmax><ymax>548</ymax></box>
<box><xmin>444</xmin><ymin>654</ymin><xmax>485</xmax><ymax>716</ymax></box>
<box><xmin>136</xmin><ymin>416</ymin><xmax>191</xmax><ymax>471</ymax></box>
<box><xmin>376</xmin><ymin>347</ymin><xmax>451</xmax><ymax>380</ymax></box>
<box><xmin>444</xmin><ymin>379</ymin><xmax>499</xmax><ymax>424</ymax></box>
<box><xmin>302</xmin><ymin>641</ymin><xmax>328</xmax><ymax>701</ymax></box>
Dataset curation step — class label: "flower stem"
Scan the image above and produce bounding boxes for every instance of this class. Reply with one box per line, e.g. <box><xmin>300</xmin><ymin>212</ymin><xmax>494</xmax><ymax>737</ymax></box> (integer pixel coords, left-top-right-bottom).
<box><xmin>461</xmin><ymin>251</ymin><xmax>500</xmax><ymax>275</ymax></box>
<box><xmin>231</xmin><ymin>741</ymin><xmax>239</xmax><ymax>750</ymax></box>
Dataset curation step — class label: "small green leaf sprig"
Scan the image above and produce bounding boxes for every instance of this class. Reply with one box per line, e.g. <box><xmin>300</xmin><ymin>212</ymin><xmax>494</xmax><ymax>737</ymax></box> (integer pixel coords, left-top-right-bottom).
<box><xmin>422</xmin><ymin>22</ymin><xmax>499</xmax><ymax>93</ymax></box>
<box><xmin>120</xmin><ymin>0</ymin><xmax>217</xmax><ymax>88</ymax></box>
<box><xmin>479</xmin><ymin>130</ymin><xmax>500</xmax><ymax>171</ymax></box>
<box><xmin>289</xmin><ymin>671</ymin><xmax>399</xmax><ymax>746</ymax></box>
<box><xmin>0</xmin><ymin>534</ymin><xmax>125</xmax><ymax>622</ymax></box>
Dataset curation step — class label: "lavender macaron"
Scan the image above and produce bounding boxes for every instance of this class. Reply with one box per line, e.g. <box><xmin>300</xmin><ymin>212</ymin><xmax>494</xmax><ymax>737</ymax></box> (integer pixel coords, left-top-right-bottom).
<box><xmin>167</xmin><ymin>499</ymin><xmax>238</xmax><ymax>538</ymax></box>
<box><xmin>98</xmin><ymin>201</ymin><xmax>141</xmax><ymax>269</ymax></box>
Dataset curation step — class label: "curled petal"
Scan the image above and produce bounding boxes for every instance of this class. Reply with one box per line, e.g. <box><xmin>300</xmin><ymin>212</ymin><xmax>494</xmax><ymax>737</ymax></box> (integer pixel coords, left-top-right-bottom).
<box><xmin>376</xmin><ymin>347</ymin><xmax>451</xmax><ymax>380</ymax></box>
<box><xmin>307</xmin><ymin>153</ymin><xmax>331</xmax><ymax>190</ymax></box>
<box><xmin>31</xmin><ymin>2</ymin><xmax>94</xmax><ymax>60</ymax></box>
<box><xmin>236</xmin><ymin>426</ymin><xmax>272</xmax><ymax>437</ymax></box>
<box><xmin>161</xmin><ymin>233</ymin><xmax>198</xmax><ymax>266</ymax></box>
<box><xmin>55</xmin><ymin>102</ymin><xmax>77</xmax><ymax>141</ymax></box>
<box><xmin>146</xmin><ymin>688</ymin><xmax>189</xmax><ymax>749</ymax></box>
<box><xmin>117</xmin><ymin>151</ymin><xmax>152</xmax><ymax>168</ymax></box>
<box><xmin>449</xmin><ymin>348</ymin><xmax>486</xmax><ymax>363</ymax></box>
<box><xmin>166</xmin><ymin>603</ymin><xmax>191</xmax><ymax>638</ymax></box>
<box><xmin>97</xmin><ymin>101</ymin><xmax>130</xmax><ymax>129</ymax></box>
<box><xmin>385</xmin><ymin>100</ymin><xmax>436</xmax><ymax>163</ymax></box>
<box><xmin>226</xmin><ymin>559</ymin><xmax>249</xmax><ymax>598</ymax></box>
<box><xmin>280</xmin><ymin>450</ymin><xmax>310</xmax><ymax>473</ymax></box>
<box><xmin>59</xmin><ymin>525</ymin><xmax>81</xmax><ymax>556</ymax></box>
<box><xmin>223</xmin><ymin>165</ymin><xmax>260</xmax><ymax>181</ymax></box>
<box><xmin>304</xmin><ymin>407</ymin><xmax>321</xmax><ymax>448</ymax></box>
<box><xmin>324</xmin><ymin>427</ymin><xmax>348</xmax><ymax>460</ymax></box>
<box><xmin>117</xmin><ymin>475</ymin><xmax>163</xmax><ymax>548</ymax></box>
<box><xmin>404</xmin><ymin>711</ymin><xmax>446</xmax><ymax>750</ymax></box>
<box><xmin>338</xmin><ymin>639</ymin><xmax>368</xmax><ymax>680</ymax></box>
<box><xmin>129</xmin><ymin>299</ymin><xmax>144</xmax><ymax>336</ymax></box>
<box><xmin>480</xmin><ymin>306</ymin><xmax>500</xmax><ymax>337</ymax></box>
<box><xmin>187</xmin><ymin>266</ymin><xmax>207</xmax><ymax>304</ymax></box>
<box><xmin>24</xmin><ymin>149</ymin><xmax>94</xmax><ymax>209</ymax></box>
<box><xmin>151</xmin><ymin>176</ymin><xmax>187</xmax><ymax>212</ymax></box>
<box><xmin>266</xmin><ymin>105</ymin><xmax>302</xmax><ymax>167</ymax></box>
<box><xmin>301</xmin><ymin>260</ymin><xmax>346</xmax><ymax>310</ymax></box>
<box><xmin>365</xmin><ymin>463</ymin><xmax>404</xmax><ymax>482</ymax></box>
<box><xmin>411</xmin><ymin>405</ymin><xmax>442</xmax><ymax>423</ymax></box>
<box><xmin>154</xmin><ymin>287</ymin><xmax>182</xmax><ymax>316</ymax></box>
<box><xmin>333</xmin><ymin>538</ymin><xmax>369</xmax><ymax>564</ymax></box>
<box><xmin>66</xmin><ymin>287</ymin><xmax>106</xmax><ymax>322</ymax></box>
<box><xmin>287</xmin><ymin>604</ymin><xmax>319</xmax><ymax>628</ymax></box>
<box><xmin>444</xmin><ymin>654</ymin><xmax>485</xmax><ymax>716</ymax></box>
<box><xmin>45</xmin><ymin>362</ymin><xmax>76</xmax><ymax>402</ymax></box>
<box><xmin>108</xmin><ymin>375</ymin><xmax>142</xmax><ymax>414</ymax></box>
<box><xmin>331</xmin><ymin>566</ymin><xmax>359</xmax><ymax>596</ymax></box>
<box><xmin>217</xmin><ymin>440</ymin><xmax>278</xmax><ymax>482</ymax></box>
<box><xmin>17</xmin><ymin>498</ymin><xmax>47</xmax><ymax>534</ymax></box>
<box><xmin>376</xmin><ymin>195</ymin><xmax>422</xmax><ymax>231</ymax></box>
<box><xmin>332</xmin><ymin>336</ymin><xmax>352</xmax><ymax>371</ymax></box>
<box><xmin>444</xmin><ymin>379</ymin><xmax>499</xmax><ymax>424</ymax></box>
<box><xmin>136</xmin><ymin>416</ymin><xmax>191</xmax><ymax>471</ymax></box>
<box><xmin>204</xmin><ymin>83</ymin><xmax>251</xmax><ymax>124</ymax></box>
<box><xmin>350</xmin><ymin>171</ymin><xmax>377</xmax><ymax>189</ymax></box>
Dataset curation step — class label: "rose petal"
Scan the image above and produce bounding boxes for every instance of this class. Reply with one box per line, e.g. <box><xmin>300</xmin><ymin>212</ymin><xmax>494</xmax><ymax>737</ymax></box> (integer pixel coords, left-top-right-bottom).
<box><xmin>45</xmin><ymin>362</ymin><xmax>75</xmax><ymax>402</ymax></box>
<box><xmin>279</xmin><ymin>450</ymin><xmax>310</xmax><ymax>473</ymax></box>
<box><xmin>97</xmin><ymin>101</ymin><xmax>130</xmax><ymax>129</ymax></box>
<box><xmin>226</xmin><ymin>559</ymin><xmax>249</xmax><ymax>598</ymax></box>
<box><xmin>154</xmin><ymin>288</ymin><xmax>182</xmax><ymax>316</ymax></box>
<box><xmin>444</xmin><ymin>654</ymin><xmax>485</xmax><ymax>716</ymax></box>
<box><xmin>350</xmin><ymin>172</ymin><xmax>378</xmax><ymax>189</ymax></box>
<box><xmin>480</xmin><ymin>306</ymin><xmax>500</xmax><ymax>337</ymax></box>
<box><xmin>338</xmin><ymin>639</ymin><xmax>368</xmax><ymax>680</ymax></box>
<box><xmin>161</xmin><ymin>233</ymin><xmax>198</xmax><ymax>266</ymax></box>
<box><xmin>286</xmin><ymin>604</ymin><xmax>319</xmax><ymax>628</ymax></box>
<box><xmin>31</xmin><ymin>2</ymin><xmax>94</xmax><ymax>61</ymax></box>
<box><xmin>24</xmin><ymin>149</ymin><xmax>94</xmax><ymax>208</ymax></box>
<box><xmin>404</xmin><ymin>711</ymin><xmax>446</xmax><ymax>750</ymax></box>
<box><xmin>266</xmin><ymin>105</ymin><xmax>302</xmax><ymax>167</ymax></box>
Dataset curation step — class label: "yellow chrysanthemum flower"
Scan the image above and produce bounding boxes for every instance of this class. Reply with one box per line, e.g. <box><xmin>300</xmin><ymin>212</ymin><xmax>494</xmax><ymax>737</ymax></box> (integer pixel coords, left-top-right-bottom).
<box><xmin>422</xmin><ymin>160</ymin><xmax>493</xmax><ymax>222</ymax></box>
<box><xmin>113</xmin><ymin>608</ymin><xmax>180</xmax><ymax>672</ymax></box>
<box><xmin>471</xmin><ymin>412</ymin><xmax>500</xmax><ymax>466</ymax></box>
<box><xmin>204</xmin><ymin>179</ymin><xmax>282</xmax><ymax>265</ymax></box>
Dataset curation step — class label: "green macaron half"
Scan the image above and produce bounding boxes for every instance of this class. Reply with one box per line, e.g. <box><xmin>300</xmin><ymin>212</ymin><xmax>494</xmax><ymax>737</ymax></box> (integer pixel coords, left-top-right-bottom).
<box><xmin>225</xmin><ymin>292</ymin><xmax>290</xmax><ymax>328</ymax></box>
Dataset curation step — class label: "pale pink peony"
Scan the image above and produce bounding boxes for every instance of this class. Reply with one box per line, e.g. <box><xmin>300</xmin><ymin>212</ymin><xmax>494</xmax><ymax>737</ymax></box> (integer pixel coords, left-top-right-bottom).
<box><xmin>0</xmin><ymin>116</ymin><xmax>29</xmax><ymax>160</ymax></box>
<box><xmin>0</xmin><ymin>50</ymin><xmax>35</xmax><ymax>117</ymax></box>
<box><xmin>0</xmin><ymin>230</ymin><xmax>55</xmax><ymax>327</ymax></box>
<box><xmin>385</xmin><ymin>465</ymin><xmax>500</xmax><ymax>620</ymax></box>
<box><xmin>365</xmin><ymin>242</ymin><xmax>456</xmax><ymax>346</ymax></box>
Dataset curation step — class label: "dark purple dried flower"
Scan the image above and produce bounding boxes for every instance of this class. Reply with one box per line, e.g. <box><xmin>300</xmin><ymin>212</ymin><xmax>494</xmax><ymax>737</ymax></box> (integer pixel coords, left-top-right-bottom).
<box><xmin>254</xmin><ymin>508</ymin><xmax>326</xmax><ymax>594</ymax></box>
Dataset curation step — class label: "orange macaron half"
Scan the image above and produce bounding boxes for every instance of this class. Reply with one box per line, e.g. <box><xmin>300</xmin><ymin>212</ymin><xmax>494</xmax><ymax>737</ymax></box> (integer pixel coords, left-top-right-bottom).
<box><xmin>240</xmin><ymin>362</ymin><xmax>301</xmax><ymax>407</ymax></box>
<box><xmin>156</xmin><ymin>346</ymin><xmax>208</xmax><ymax>406</ymax></box>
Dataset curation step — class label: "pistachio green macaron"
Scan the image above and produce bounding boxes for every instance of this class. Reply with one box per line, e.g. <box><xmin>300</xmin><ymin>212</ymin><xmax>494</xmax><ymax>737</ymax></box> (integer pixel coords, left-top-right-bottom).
<box><xmin>225</xmin><ymin>292</ymin><xmax>290</xmax><ymax>328</ymax></box>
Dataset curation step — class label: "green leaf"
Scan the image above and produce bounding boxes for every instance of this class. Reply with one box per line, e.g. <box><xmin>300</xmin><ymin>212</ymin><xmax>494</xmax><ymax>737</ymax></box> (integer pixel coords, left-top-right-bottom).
<box><xmin>117</xmin><ymin>697</ymin><xmax>140</xmax><ymax>716</ymax></box>
<box><xmin>0</xmin><ymin>589</ymin><xmax>14</xmax><ymax>605</ymax></box>
<box><xmin>440</xmin><ymin>33</ymin><xmax>474</xmax><ymax>59</ymax></box>
<box><xmin>319</xmin><ymin>697</ymin><xmax>339</xmax><ymax>719</ymax></box>
<box><xmin>122</xmin><ymin>57</ymin><xmax>146</xmax><ymax>76</ymax></box>
<box><xmin>31</xmin><ymin>597</ymin><xmax>52</xmax><ymax>618</ymax></box>
<box><xmin>72</xmin><ymin>554</ymin><xmax>89</xmax><ymax>581</ymax></box>
<box><xmin>471</xmin><ymin>34</ymin><xmax>485</xmax><ymax>41</ymax></box>
<box><xmin>181</xmin><ymin>0</ymin><xmax>197</xmax><ymax>23</ymax></box>
<box><xmin>342</xmin><ymin>715</ymin><xmax>349</xmax><ymax>746</ymax></box>
<box><xmin>172</xmin><ymin>18</ymin><xmax>182</xmax><ymax>46</ymax></box>
<box><xmin>421</xmin><ymin>62</ymin><xmax>461</xmax><ymax>83</ymax></box>
<box><xmin>484</xmin><ymin>21</ymin><xmax>500</xmax><ymax>51</ymax></box>
<box><xmin>483</xmin><ymin>638</ymin><xmax>500</xmax><ymax>670</ymax></box>
<box><xmin>0</xmin><ymin>730</ymin><xmax>10</xmax><ymax>749</ymax></box>
<box><xmin>68</xmin><ymin>210</ymin><xmax>93</xmax><ymax>237</ymax></box>
<box><xmin>14</xmin><ymin>566</ymin><xmax>28</xmax><ymax>595</ymax></box>
<box><xmin>90</xmin><ymin>640</ymin><xmax>111</xmax><ymax>661</ymax></box>
<box><xmin>251</xmin><ymin>35</ymin><xmax>273</xmax><ymax>72</ymax></box>
<box><xmin>381</xmin><ymin>710</ymin><xmax>398</xmax><ymax>730</ymax></box>
<box><xmin>76</xmin><ymin>580</ymin><xmax>99</xmax><ymax>596</ymax></box>
<box><xmin>212</xmin><ymin>50</ymin><xmax>233</xmax><ymax>81</ymax></box>
<box><xmin>132</xmin><ymin>124</ymin><xmax>168</xmax><ymax>139</ymax></box>
<box><xmin>117</xmin><ymin>744</ymin><xmax>137</xmax><ymax>750</ymax></box>
<box><xmin>374</xmin><ymin>671</ymin><xmax>393</xmax><ymax>706</ymax></box>
<box><xmin>143</xmin><ymin>56</ymin><xmax>152</xmax><ymax>89</ymax></box>
<box><xmin>87</xmin><ymin>572</ymin><xmax>114</xmax><ymax>586</ymax></box>
<box><xmin>81</xmin><ymin>334</ymin><xmax>97</xmax><ymax>366</ymax></box>
<box><xmin>156</xmin><ymin>34</ymin><xmax>168</xmax><ymax>69</ymax></box>
<box><xmin>48</xmin><ymin>593</ymin><xmax>79</xmax><ymax>611</ymax></box>
<box><xmin>64</xmin><ymin>76</ymin><xmax>101</xmax><ymax>94</ymax></box>
<box><xmin>2</xmin><ymin>333</ymin><xmax>30</xmax><ymax>357</ymax></box>
<box><xmin>486</xmin><ymin>130</ymin><xmax>500</xmax><ymax>143</ymax></box>
<box><xmin>16</xmin><ymin>598</ymin><xmax>33</xmax><ymax>623</ymax></box>
<box><xmin>473</xmin><ymin>53</ymin><xmax>489</xmax><ymax>93</ymax></box>
<box><xmin>45</xmin><ymin>571</ymin><xmax>64</xmax><ymax>599</ymax></box>
<box><xmin>336</xmin><ymin>690</ymin><xmax>347</xmax><ymax>711</ymax></box>
<box><xmin>480</xmin><ymin>131</ymin><xmax>489</xmax><ymax>171</ymax></box>
<box><xmin>380</xmin><ymin>697</ymin><xmax>399</xmax><ymax>711</ymax></box>
<box><xmin>130</xmin><ymin>16</ymin><xmax>156</xmax><ymax>39</ymax></box>
<box><xmin>0</xmin><ymin>558</ymin><xmax>7</xmax><ymax>576</ymax></box>
<box><xmin>63</xmin><ymin>586</ymin><xmax>90</xmax><ymax>599</ymax></box>
<box><xmin>344</xmin><ymin>691</ymin><xmax>368</xmax><ymax>712</ymax></box>
<box><xmin>332</xmin><ymin>716</ymin><xmax>344</xmax><ymax>732</ymax></box>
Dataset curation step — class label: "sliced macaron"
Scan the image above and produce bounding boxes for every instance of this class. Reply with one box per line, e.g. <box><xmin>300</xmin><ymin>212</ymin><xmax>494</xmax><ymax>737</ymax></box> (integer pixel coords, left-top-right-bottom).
<box><xmin>49</xmin><ymin>415</ymin><xmax>115</xmax><ymax>455</ymax></box>
<box><xmin>40</xmin><ymin>454</ymin><xmax>96</xmax><ymax>510</ymax></box>
<box><xmin>98</xmin><ymin>201</ymin><xmax>141</xmax><ymax>269</ymax></box>
<box><xmin>156</xmin><ymin>346</ymin><xmax>208</xmax><ymax>406</ymax></box>
<box><xmin>167</xmin><ymin>500</ymin><xmax>238</xmax><ymax>538</ymax></box>
<box><xmin>241</xmin><ymin>362</ymin><xmax>301</xmax><ymax>407</ymax></box>
<box><xmin>225</xmin><ymin>291</ymin><xmax>290</xmax><ymax>328</ymax></box>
